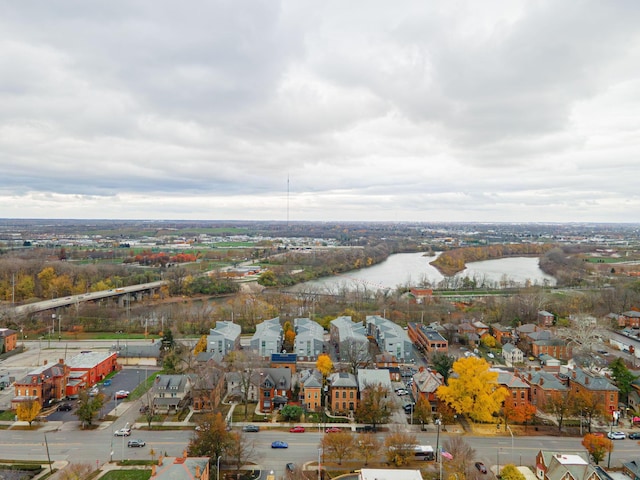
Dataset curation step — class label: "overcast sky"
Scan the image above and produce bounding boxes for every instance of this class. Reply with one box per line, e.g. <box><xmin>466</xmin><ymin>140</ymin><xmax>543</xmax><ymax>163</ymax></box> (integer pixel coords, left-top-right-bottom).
<box><xmin>1</xmin><ymin>1</ymin><xmax>639</xmax><ymax>223</ymax></box>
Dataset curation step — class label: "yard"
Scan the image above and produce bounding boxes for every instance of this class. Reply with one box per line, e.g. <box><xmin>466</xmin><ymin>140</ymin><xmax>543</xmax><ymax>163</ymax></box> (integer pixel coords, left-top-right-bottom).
<box><xmin>100</xmin><ymin>469</ymin><xmax>151</xmax><ymax>480</ymax></box>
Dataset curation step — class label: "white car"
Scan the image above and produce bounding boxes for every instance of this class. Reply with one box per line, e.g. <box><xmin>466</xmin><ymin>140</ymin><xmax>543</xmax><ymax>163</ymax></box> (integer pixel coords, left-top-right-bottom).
<box><xmin>396</xmin><ymin>389</ymin><xmax>409</xmax><ymax>396</ymax></box>
<box><xmin>607</xmin><ymin>431</ymin><xmax>626</xmax><ymax>440</ymax></box>
<box><xmin>114</xmin><ymin>428</ymin><xmax>131</xmax><ymax>436</ymax></box>
<box><xmin>487</xmin><ymin>353</ymin><xmax>495</xmax><ymax>359</ymax></box>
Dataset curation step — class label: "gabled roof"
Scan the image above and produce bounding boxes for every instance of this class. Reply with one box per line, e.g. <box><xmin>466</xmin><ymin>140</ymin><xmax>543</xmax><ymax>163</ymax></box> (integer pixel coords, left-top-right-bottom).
<box><xmin>502</xmin><ymin>343</ymin><xmax>522</xmax><ymax>354</ymax></box>
<box><xmin>492</xmin><ymin>369</ymin><xmax>530</xmax><ymax>389</ymax></box>
<box><xmin>527</xmin><ymin>371</ymin><xmax>568</xmax><ymax>390</ymax></box>
<box><xmin>413</xmin><ymin>369</ymin><xmax>442</xmax><ymax>394</ymax></box>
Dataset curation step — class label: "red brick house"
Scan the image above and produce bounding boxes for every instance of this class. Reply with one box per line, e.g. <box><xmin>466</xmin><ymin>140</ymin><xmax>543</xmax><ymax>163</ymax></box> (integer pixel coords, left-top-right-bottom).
<box><xmin>65</xmin><ymin>351</ymin><xmax>119</xmax><ymax>397</ymax></box>
<box><xmin>407</xmin><ymin>323</ymin><xmax>448</xmax><ymax>354</ymax></box>
<box><xmin>12</xmin><ymin>360</ymin><xmax>69</xmax><ymax>408</ymax></box>
<box><xmin>0</xmin><ymin>328</ymin><xmax>18</xmax><ymax>353</ymax></box>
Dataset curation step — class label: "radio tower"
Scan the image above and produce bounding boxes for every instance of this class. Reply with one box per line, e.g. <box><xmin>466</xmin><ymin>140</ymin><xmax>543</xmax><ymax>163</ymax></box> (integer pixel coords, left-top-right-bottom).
<box><xmin>287</xmin><ymin>175</ymin><xmax>290</xmax><ymax>229</ymax></box>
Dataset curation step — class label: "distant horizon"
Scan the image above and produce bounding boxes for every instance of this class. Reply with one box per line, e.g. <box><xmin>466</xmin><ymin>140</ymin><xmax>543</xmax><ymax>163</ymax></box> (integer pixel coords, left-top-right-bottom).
<box><xmin>1</xmin><ymin>217</ymin><xmax>639</xmax><ymax>226</ymax></box>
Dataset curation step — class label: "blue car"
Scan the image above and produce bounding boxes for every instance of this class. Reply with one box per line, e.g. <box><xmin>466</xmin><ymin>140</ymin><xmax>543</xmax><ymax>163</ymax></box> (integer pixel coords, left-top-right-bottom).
<box><xmin>271</xmin><ymin>441</ymin><xmax>288</xmax><ymax>449</ymax></box>
<box><xmin>103</xmin><ymin>379</ymin><xmax>112</xmax><ymax>386</ymax></box>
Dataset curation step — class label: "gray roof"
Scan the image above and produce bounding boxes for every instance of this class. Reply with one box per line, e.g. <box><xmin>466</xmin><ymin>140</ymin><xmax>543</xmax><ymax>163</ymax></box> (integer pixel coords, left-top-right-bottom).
<box><xmin>569</xmin><ymin>368</ymin><xmax>618</xmax><ymax>392</ymax></box>
<box><xmin>329</xmin><ymin>372</ymin><xmax>357</xmax><ymax>388</ymax></box>
<box><xmin>66</xmin><ymin>351</ymin><xmax>116</xmax><ymax>369</ymax></box>
<box><xmin>357</xmin><ymin>369</ymin><xmax>392</xmax><ymax>391</ymax></box>
<box><xmin>528</xmin><ymin>371</ymin><xmax>568</xmax><ymax>391</ymax></box>
<box><xmin>112</xmin><ymin>341</ymin><xmax>161</xmax><ymax>358</ymax></box>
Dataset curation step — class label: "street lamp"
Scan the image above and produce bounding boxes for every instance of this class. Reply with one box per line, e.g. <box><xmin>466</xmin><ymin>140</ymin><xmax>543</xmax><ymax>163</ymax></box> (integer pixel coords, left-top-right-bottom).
<box><xmin>506</xmin><ymin>425</ymin><xmax>514</xmax><ymax>464</ymax></box>
<box><xmin>217</xmin><ymin>455</ymin><xmax>222</xmax><ymax>480</ymax></box>
<box><xmin>318</xmin><ymin>448</ymin><xmax>322</xmax><ymax>480</ymax></box>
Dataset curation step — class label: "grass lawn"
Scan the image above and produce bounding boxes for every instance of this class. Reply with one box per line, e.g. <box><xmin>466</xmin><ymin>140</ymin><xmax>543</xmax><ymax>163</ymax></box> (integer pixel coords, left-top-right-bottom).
<box><xmin>100</xmin><ymin>470</ymin><xmax>151</xmax><ymax>480</ymax></box>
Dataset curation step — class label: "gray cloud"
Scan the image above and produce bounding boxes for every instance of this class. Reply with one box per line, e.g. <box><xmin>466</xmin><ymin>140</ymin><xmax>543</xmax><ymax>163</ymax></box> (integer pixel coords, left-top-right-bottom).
<box><xmin>0</xmin><ymin>0</ymin><xmax>639</xmax><ymax>222</ymax></box>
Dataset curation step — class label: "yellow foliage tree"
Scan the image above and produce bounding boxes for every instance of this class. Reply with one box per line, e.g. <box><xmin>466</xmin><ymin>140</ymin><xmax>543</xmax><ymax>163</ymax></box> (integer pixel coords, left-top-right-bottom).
<box><xmin>480</xmin><ymin>334</ymin><xmax>497</xmax><ymax>348</ymax></box>
<box><xmin>37</xmin><ymin>267</ymin><xmax>56</xmax><ymax>298</ymax></box>
<box><xmin>16</xmin><ymin>399</ymin><xmax>42</xmax><ymax>426</ymax></box>
<box><xmin>193</xmin><ymin>335</ymin><xmax>208</xmax><ymax>355</ymax></box>
<box><xmin>316</xmin><ymin>354</ymin><xmax>334</xmax><ymax>379</ymax></box>
<box><xmin>436</xmin><ymin>357</ymin><xmax>509</xmax><ymax>422</ymax></box>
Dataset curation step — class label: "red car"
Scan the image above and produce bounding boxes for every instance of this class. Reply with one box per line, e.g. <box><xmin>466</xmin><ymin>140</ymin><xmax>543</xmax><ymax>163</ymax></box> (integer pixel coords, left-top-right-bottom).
<box><xmin>325</xmin><ymin>427</ymin><xmax>341</xmax><ymax>433</ymax></box>
<box><xmin>289</xmin><ymin>426</ymin><xmax>305</xmax><ymax>433</ymax></box>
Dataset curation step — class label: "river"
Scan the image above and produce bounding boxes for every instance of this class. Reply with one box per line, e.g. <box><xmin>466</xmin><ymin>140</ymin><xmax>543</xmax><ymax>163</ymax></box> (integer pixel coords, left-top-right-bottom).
<box><xmin>292</xmin><ymin>252</ymin><xmax>556</xmax><ymax>292</ymax></box>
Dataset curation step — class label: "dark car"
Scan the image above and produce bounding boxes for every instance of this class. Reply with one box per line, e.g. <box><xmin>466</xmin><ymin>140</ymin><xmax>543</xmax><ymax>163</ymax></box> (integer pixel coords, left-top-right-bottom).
<box><xmin>271</xmin><ymin>441</ymin><xmax>288</xmax><ymax>449</ymax></box>
<box><xmin>475</xmin><ymin>462</ymin><xmax>487</xmax><ymax>474</ymax></box>
<box><xmin>629</xmin><ymin>432</ymin><xmax>640</xmax><ymax>440</ymax></box>
<box><xmin>57</xmin><ymin>403</ymin><xmax>73</xmax><ymax>412</ymax></box>
<box><xmin>127</xmin><ymin>439</ymin><xmax>146</xmax><ymax>448</ymax></box>
<box><xmin>242</xmin><ymin>425</ymin><xmax>260</xmax><ymax>432</ymax></box>
<box><xmin>286</xmin><ymin>463</ymin><xmax>296</xmax><ymax>472</ymax></box>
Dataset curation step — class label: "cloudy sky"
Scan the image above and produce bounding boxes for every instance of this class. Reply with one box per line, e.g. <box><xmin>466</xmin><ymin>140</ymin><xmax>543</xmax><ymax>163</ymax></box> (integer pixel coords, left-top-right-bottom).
<box><xmin>1</xmin><ymin>1</ymin><xmax>639</xmax><ymax>222</ymax></box>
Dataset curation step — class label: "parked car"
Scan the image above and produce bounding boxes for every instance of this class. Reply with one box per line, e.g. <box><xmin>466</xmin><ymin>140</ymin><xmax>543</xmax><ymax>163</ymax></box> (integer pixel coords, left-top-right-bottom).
<box><xmin>114</xmin><ymin>428</ymin><xmax>131</xmax><ymax>436</ymax></box>
<box><xmin>271</xmin><ymin>441</ymin><xmax>288</xmax><ymax>449</ymax></box>
<box><xmin>290</xmin><ymin>426</ymin><xmax>305</xmax><ymax>433</ymax></box>
<box><xmin>487</xmin><ymin>353</ymin><xmax>495</xmax><ymax>359</ymax></box>
<box><xmin>475</xmin><ymin>462</ymin><xmax>487</xmax><ymax>474</ymax></box>
<box><xmin>396</xmin><ymin>389</ymin><xmax>409</xmax><ymax>396</ymax></box>
<box><xmin>103</xmin><ymin>379</ymin><xmax>112</xmax><ymax>386</ymax></box>
<box><xmin>57</xmin><ymin>403</ymin><xmax>73</xmax><ymax>412</ymax></box>
<box><xmin>127</xmin><ymin>439</ymin><xmax>146</xmax><ymax>448</ymax></box>
<box><xmin>629</xmin><ymin>432</ymin><xmax>640</xmax><ymax>439</ymax></box>
<box><xmin>404</xmin><ymin>404</ymin><xmax>414</xmax><ymax>413</ymax></box>
<box><xmin>139</xmin><ymin>405</ymin><xmax>149</xmax><ymax>413</ymax></box>
<box><xmin>608</xmin><ymin>431</ymin><xmax>626</xmax><ymax>440</ymax></box>
<box><xmin>242</xmin><ymin>425</ymin><xmax>260</xmax><ymax>432</ymax></box>
<box><xmin>325</xmin><ymin>427</ymin><xmax>341</xmax><ymax>433</ymax></box>
<box><xmin>115</xmin><ymin>390</ymin><xmax>129</xmax><ymax>399</ymax></box>
<box><xmin>286</xmin><ymin>463</ymin><xmax>296</xmax><ymax>472</ymax></box>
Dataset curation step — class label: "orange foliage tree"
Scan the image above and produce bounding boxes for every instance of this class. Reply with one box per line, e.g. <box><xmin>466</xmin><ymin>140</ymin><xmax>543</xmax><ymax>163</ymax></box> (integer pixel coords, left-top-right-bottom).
<box><xmin>582</xmin><ymin>433</ymin><xmax>612</xmax><ymax>465</ymax></box>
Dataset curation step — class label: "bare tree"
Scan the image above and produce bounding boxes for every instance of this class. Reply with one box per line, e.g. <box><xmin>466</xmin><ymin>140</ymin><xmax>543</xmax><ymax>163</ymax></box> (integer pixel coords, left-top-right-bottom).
<box><xmin>341</xmin><ymin>338</ymin><xmax>371</xmax><ymax>375</ymax></box>
<box><xmin>226</xmin><ymin>431</ymin><xmax>259</xmax><ymax>472</ymax></box>
<box><xmin>227</xmin><ymin>350</ymin><xmax>262</xmax><ymax>420</ymax></box>
<box><xmin>442</xmin><ymin>436</ymin><xmax>476</xmax><ymax>480</ymax></box>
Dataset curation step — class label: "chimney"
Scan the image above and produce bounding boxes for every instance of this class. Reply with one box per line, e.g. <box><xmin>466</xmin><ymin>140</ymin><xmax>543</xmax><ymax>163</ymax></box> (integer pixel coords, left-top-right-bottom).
<box><xmin>539</xmin><ymin>378</ymin><xmax>544</xmax><ymax>386</ymax></box>
<box><xmin>585</xmin><ymin>376</ymin><xmax>589</xmax><ymax>385</ymax></box>
<box><xmin>43</xmin><ymin>360</ymin><xmax>48</xmax><ymax>365</ymax></box>
<box><xmin>59</xmin><ymin>358</ymin><xmax>64</xmax><ymax>364</ymax></box>
<box><xmin>528</xmin><ymin>373</ymin><xmax>532</xmax><ymax>381</ymax></box>
<box><xmin>196</xmin><ymin>465</ymin><xmax>201</xmax><ymax>477</ymax></box>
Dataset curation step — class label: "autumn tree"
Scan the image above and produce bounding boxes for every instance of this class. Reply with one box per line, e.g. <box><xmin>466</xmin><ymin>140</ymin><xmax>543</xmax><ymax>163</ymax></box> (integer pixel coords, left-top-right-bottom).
<box><xmin>436</xmin><ymin>357</ymin><xmax>509</xmax><ymax>422</ymax></box>
<box><xmin>481</xmin><ymin>334</ymin><xmax>497</xmax><ymax>349</ymax></box>
<box><xmin>384</xmin><ymin>429</ymin><xmax>417</xmax><ymax>467</ymax></box>
<box><xmin>355</xmin><ymin>384</ymin><xmax>392</xmax><ymax>430</ymax></box>
<box><xmin>316</xmin><ymin>354</ymin><xmax>333</xmax><ymax>382</ymax></box>
<box><xmin>75</xmin><ymin>390</ymin><xmax>105</xmax><ymax>428</ymax></box>
<box><xmin>16</xmin><ymin>399</ymin><xmax>41</xmax><ymax>426</ymax></box>
<box><xmin>193</xmin><ymin>335</ymin><xmax>207</xmax><ymax>356</ymax></box>
<box><xmin>189</xmin><ymin>412</ymin><xmax>232</xmax><ymax>460</ymax></box>
<box><xmin>321</xmin><ymin>431</ymin><xmax>357</xmax><ymax>465</ymax></box>
<box><xmin>412</xmin><ymin>396</ymin><xmax>432</xmax><ymax>428</ymax></box>
<box><xmin>500</xmin><ymin>464</ymin><xmax>525</xmax><ymax>480</ymax></box>
<box><xmin>544</xmin><ymin>391</ymin><xmax>576</xmax><ymax>432</ymax></box>
<box><xmin>582</xmin><ymin>433</ymin><xmax>613</xmax><ymax>465</ymax></box>
<box><xmin>355</xmin><ymin>434</ymin><xmax>382</xmax><ymax>466</ymax></box>
<box><xmin>503</xmin><ymin>403</ymin><xmax>537</xmax><ymax>427</ymax></box>
<box><xmin>226</xmin><ymin>431</ymin><xmax>258</xmax><ymax>473</ymax></box>
<box><xmin>574</xmin><ymin>390</ymin><xmax>607</xmax><ymax>433</ymax></box>
<box><xmin>431</xmin><ymin>352</ymin><xmax>455</xmax><ymax>384</ymax></box>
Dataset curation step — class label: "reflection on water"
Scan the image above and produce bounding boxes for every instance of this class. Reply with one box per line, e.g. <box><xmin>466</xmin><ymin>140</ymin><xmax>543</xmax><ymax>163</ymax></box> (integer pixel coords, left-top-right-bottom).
<box><xmin>293</xmin><ymin>252</ymin><xmax>555</xmax><ymax>292</ymax></box>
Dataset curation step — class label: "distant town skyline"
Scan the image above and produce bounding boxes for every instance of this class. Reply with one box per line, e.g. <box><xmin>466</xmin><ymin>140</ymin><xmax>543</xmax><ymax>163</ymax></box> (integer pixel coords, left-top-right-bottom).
<box><xmin>1</xmin><ymin>1</ymin><xmax>639</xmax><ymax>222</ymax></box>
